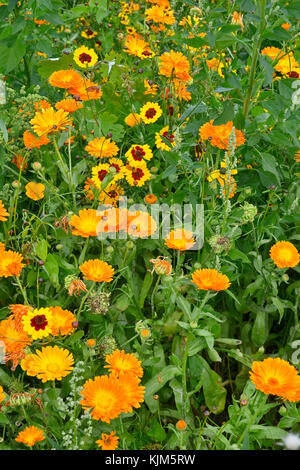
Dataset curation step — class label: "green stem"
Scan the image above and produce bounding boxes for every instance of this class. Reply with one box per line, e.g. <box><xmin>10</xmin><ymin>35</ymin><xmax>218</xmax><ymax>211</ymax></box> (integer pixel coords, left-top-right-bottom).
<box><xmin>15</xmin><ymin>276</ymin><xmax>29</xmax><ymax>305</ymax></box>
<box><xmin>242</xmin><ymin>0</ymin><xmax>267</xmax><ymax>119</ymax></box>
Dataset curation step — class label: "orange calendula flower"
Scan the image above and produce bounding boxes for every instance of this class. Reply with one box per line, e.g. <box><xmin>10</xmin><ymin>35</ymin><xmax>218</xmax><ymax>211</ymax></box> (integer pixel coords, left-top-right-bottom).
<box><xmin>70</xmin><ymin>208</ymin><xmax>103</xmax><ymax>238</ymax></box>
<box><xmin>15</xmin><ymin>426</ymin><xmax>45</xmax><ymax>447</ymax></box>
<box><xmin>261</xmin><ymin>47</ymin><xmax>285</xmax><ymax>62</ymax></box>
<box><xmin>250</xmin><ymin>358</ymin><xmax>300</xmax><ymax>402</ymax></box>
<box><xmin>22</xmin><ymin>307</ymin><xmax>53</xmax><ymax>340</ymax></box>
<box><xmin>124</xmin><ymin>32</ymin><xmax>153</xmax><ymax>59</ymax></box>
<box><xmin>0</xmin><ymin>250</ymin><xmax>25</xmax><ymax>277</ymax></box>
<box><xmin>80</xmin><ymin>375</ymin><xmax>126</xmax><ymax>422</ymax></box>
<box><xmin>139</xmin><ymin>102</ymin><xmax>162</xmax><ymax>124</ymax></box>
<box><xmin>269</xmin><ymin>241</ymin><xmax>299</xmax><ymax>268</ymax></box>
<box><xmin>158</xmin><ymin>50</ymin><xmax>192</xmax><ymax>83</ymax></box>
<box><xmin>176</xmin><ymin>420</ymin><xmax>187</xmax><ymax>430</ymax></box>
<box><xmin>23</xmin><ymin>130</ymin><xmax>50</xmax><ymax>149</ymax></box>
<box><xmin>79</xmin><ymin>259</ymin><xmax>115</xmax><ymax>283</ymax></box>
<box><xmin>0</xmin><ymin>385</ymin><xmax>5</xmax><ymax>403</ymax></box>
<box><xmin>0</xmin><ymin>200</ymin><xmax>9</xmax><ymax>221</ymax></box>
<box><xmin>87</xmin><ymin>339</ymin><xmax>96</xmax><ymax>347</ymax></box>
<box><xmin>191</xmin><ymin>268</ymin><xmax>231</xmax><ymax>291</ymax></box>
<box><xmin>144</xmin><ymin>194</ymin><xmax>157</xmax><ymax>204</ymax></box>
<box><xmin>124</xmin><ymin>112</ymin><xmax>141</xmax><ymax>126</ymax></box>
<box><xmin>127</xmin><ymin>210</ymin><xmax>157</xmax><ymax>238</ymax></box>
<box><xmin>11</xmin><ymin>154</ymin><xmax>28</xmax><ymax>171</ymax></box>
<box><xmin>9</xmin><ymin>304</ymin><xmax>32</xmax><ymax>331</ymax></box>
<box><xmin>116</xmin><ymin>374</ymin><xmax>145</xmax><ymax>414</ymax></box>
<box><xmin>199</xmin><ymin>120</ymin><xmax>245</xmax><ymax>150</ymax></box>
<box><xmin>150</xmin><ymin>257</ymin><xmax>172</xmax><ymax>275</ymax></box>
<box><xmin>21</xmin><ymin>345</ymin><xmax>74</xmax><ymax>382</ymax></box>
<box><xmin>30</xmin><ymin>107</ymin><xmax>72</xmax><ymax>137</ymax></box>
<box><xmin>0</xmin><ymin>317</ymin><xmax>32</xmax><ymax>369</ymax></box>
<box><xmin>73</xmin><ymin>45</ymin><xmax>98</xmax><ymax>69</ymax></box>
<box><xmin>69</xmin><ymin>78</ymin><xmax>102</xmax><ymax>101</ymax></box>
<box><xmin>85</xmin><ymin>137</ymin><xmax>119</xmax><ymax>158</ymax></box>
<box><xmin>96</xmin><ymin>431</ymin><xmax>119</xmax><ymax>450</ymax></box>
<box><xmin>145</xmin><ymin>5</ymin><xmax>175</xmax><ymax>25</ymax></box>
<box><xmin>34</xmin><ymin>99</ymin><xmax>51</xmax><ymax>111</ymax></box>
<box><xmin>25</xmin><ymin>182</ymin><xmax>45</xmax><ymax>201</ymax></box>
<box><xmin>164</xmin><ymin>229</ymin><xmax>195</xmax><ymax>251</ymax></box>
<box><xmin>55</xmin><ymin>98</ymin><xmax>83</xmax><ymax>113</ymax></box>
<box><xmin>232</xmin><ymin>11</ymin><xmax>244</xmax><ymax>31</ymax></box>
<box><xmin>295</xmin><ymin>150</ymin><xmax>300</xmax><ymax>163</ymax></box>
<box><xmin>48</xmin><ymin>306</ymin><xmax>77</xmax><ymax>336</ymax></box>
<box><xmin>281</xmin><ymin>22</ymin><xmax>291</xmax><ymax>31</ymax></box>
<box><xmin>68</xmin><ymin>278</ymin><xmax>88</xmax><ymax>296</ymax></box>
<box><xmin>49</xmin><ymin>69</ymin><xmax>84</xmax><ymax>89</ymax></box>
<box><xmin>104</xmin><ymin>349</ymin><xmax>143</xmax><ymax>379</ymax></box>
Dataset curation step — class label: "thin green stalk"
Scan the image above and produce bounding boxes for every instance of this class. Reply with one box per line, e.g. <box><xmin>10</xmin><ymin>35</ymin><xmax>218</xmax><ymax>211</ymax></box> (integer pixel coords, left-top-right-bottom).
<box><xmin>15</xmin><ymin>276</ymin><xmax>29</xmax><ymax>305</ymax></box>
<box><xmin>242</xmin><ymin>0</ymin><xmax>267</xmax><ymax>119</ymax></box>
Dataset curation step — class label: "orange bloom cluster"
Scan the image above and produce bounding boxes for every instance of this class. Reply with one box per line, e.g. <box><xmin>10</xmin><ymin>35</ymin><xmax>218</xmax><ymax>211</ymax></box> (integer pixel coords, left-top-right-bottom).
<box><xmin>124</xmin><ymin>32</ymin><xmax>153</xmax><ymax>59</ymax></box>
<box><xmin>199</xmin><ymin>120</ymin><xmax>245</xmax><ymax>150</ymax></box>
<box><xmin>79</xmin><ymin>259</ymin><xmax>115</xmax><ymax>283</ymax></box>
<box><xmin>250</xmin><ymin>358</ymin><xmax>300</xmax><ymax>402</ymax></box>
<box><xmin>0</xmin><ymin>249</ymin><xmax>25</xmax><ymax>278</ymax></box>
<box><xmin>96</xmin><ymin>431</ymin><xmax>119</xmax><ymax>450</ymax></box>
<box><xmin>48</xmin><ymin>69</ymin><xmax>102</xmax><ymax>101</ymax></box>
<box><xmin>80</xmin><ymin>349</ymin><xmax>145</xmax><ymax>422</ymax></box>
<box><xmin>164</xmin><ymin>229</ymin><xmax>195</xmax><ymax>251</ymax></box>
<box><xmin>0</xmin><ymin>200</ymin><xmax>9</xmax><ymax>221</ymax></box>
<box><xmin>0</xmin><ymin>310</ymin><xmax>32</xmax><ymax>370</ymax></box>
<box><xmin>15</xmin><ymin>425</ymin><xmax>45</xmax><ymax>447</ymax></box>
<box><xmin>145</xmin><ymin>4</ymin><xmax>175</xmax><ymax>25</ymax></box>
<box><xmin>159</xmin><ymin>50</ymin><xmax>192</xmax><ymax>83</ymax></box>
<box><xmin>70</xmin><ymin>207</ymin><xmax>157</xmax><ymax>239</ymax></box>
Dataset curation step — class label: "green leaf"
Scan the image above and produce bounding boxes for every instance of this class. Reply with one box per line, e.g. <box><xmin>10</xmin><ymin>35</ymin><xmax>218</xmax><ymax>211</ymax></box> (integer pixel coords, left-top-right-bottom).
<box><xmin>179</xmin><ymin>101</ymin><xmax>207</xmax><ymax>122</ymax></box>
<box><xmin>0</xmin><ymin>413</ymin><xmax>9</xmax><ymax>424</ymax></box>
<box><xmin>214</xmin><ymin>101</ymin><xmax>235</xmax><ymax>126</ymax></box>
<box><xmin>0</xmin><ymin>118</ymin><xmax>8</xmax><ymax>142</ymax></box>
<box><xmin>228</xmin><ymin>248</ymin><xmax>250</xmax><ymax>264</ymax></box>
<box><xmin>37</xmin><ymin>56</ymin><xmax>75</xmax><ymax>80</ymax></box>
<box><xmin>146</xmin><ymin>418</ymin><xmax>166</xmax><ymax>442</ymax></box>
<box><xmin>96</xmin><ymin>0</ymin><xmax>108</xmax><ymax>22</ymax></box>
<box><xmin>201</xmin><ymin>362</ymin><xmax>226</xmax><ymax>414</ymax></box>
<box><xmin>35</xmin><ymin>238</ymin><xmax>48</xmax><ymax>261</ymax></box>
<box><xmin>144</xmin><ymin>366</ymin><xmax>181</xmax><ymax>413</ymax></box>
<box><xmin>43</xmin><ymin>254</ymin><xmax>59</xmax><ymax>288</ymax></box>
<box><xmin>139</xmin><ymin>271</ymin><xmax>153</xmax><ymax>308</ymax></box>
<box><xmin>271</xmin><ymin>297</ymin><xmax>285</xmax><ymax>323</ymax></box>
<box><xmin>251</xmin><ymin>311</ymin><xmax>268</xmax><ymax>347</ymax></box>
<box><xmin>0</xmin><ymin>35</ymin><xmax>26</xmax><ymax>74</ymax></box>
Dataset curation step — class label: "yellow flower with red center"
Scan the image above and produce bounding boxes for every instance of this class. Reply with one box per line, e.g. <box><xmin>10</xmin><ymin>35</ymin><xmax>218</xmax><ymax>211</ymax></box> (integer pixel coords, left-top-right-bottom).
<box><xmin>48</xmin><ymin>306</ymin><xmax>77</xmax><ymax>336</ymax></box>
<box><xmin>70</xmin><ymin>208</ymin><xmax>103</xmax><ymax>238</ymax></box>
<box><xmin>124</xmin><ymin>161</ymin><xmax>151</xmax><ymax>187</ymax></box>
<box><xmin>79</xmin><ymin>259</ymin><xmax>115</xmax><ymax>282</ymax></box>
<box><xmin>23</xmin><ymin>130</ymin><xmax>50</xmax><ymax>149</ymax></box>
<box><xmin>48</xmin><ymin>69</ymin><xmax>84</xmax><ymax>89</ymax></box>
<box><xmin>269</xmin><ymin>241</ymin><xmax>299</xmax><ymax>268</ymax></box>
<box><xmin>207</xmin><ymin>160</ymin><xmax>238</xmax><ymax>184</ymax></box>
<box><xmin>73</xmin><ymin>45</ymin><xmax>98</xmax><ymax>68</ymax></box>
<box><xmin>144</xmin><ymin>80</ymin><xmax>158</xmax><ymax>96</ymax></box>
<box><xmin>0</xmin><ymin>250</ymin><xmax>25</xmax><ymax>277</ymax></box>
<box><xmin>0</xmin><ymin>200</ymin><xmax>9</xmax><ymax>221</ymax></box>
<box><xmin>158</xmin><ymin>50</ymin><xmax>192</xmax><ymax>83</ymax></box>
<box><xmin>125</xmin><ymin>144</ymin><xmax>153</xmax><ymax>165</ymax></box>
<box><xmin>22</xmin><ymin>307</ymin><xmax>53</xmax><ymax>340</ymax></box>
<box><xmin>191</xmin><ymin>268</ymin><xmax>231</xmax><ymax>291</ymax></box>
<box><xmin>164</xmin><ymin>228</ymin><xmax>195</xmax><ymax>251</ymax></box>
<box><xmin>85</xmin><ymin>137</ymin><xmax>119</xmax><ymax>158</ymax></box>
<box><xmin>155</xmin><ymin>126</ymin><xmax>176</xmax><ymax>151</ymax></box>
<box><xmin>21</xmin><ymin>345</ymin><xmax>74</xmax><ymax>382</ymax></box>
<box><xmin>30</xmin><ymin>107</ymin><xmax>72</xmax><ymax>137</ymax></box>
<box><xmin>25</xmin><ymin>182</ymin><xmax>45</xmax><ymax>201</ymax></box>
<box><xmin>81</xmin><ymin>29</ymin><xmax>97</xmax><ymax>39</ymax></box>
<box><xmin>199</xmin><ymin>120</ymin><xmax>245</xmax><ymax>150</ymax></box>
<box><xmin>92</xmin><ymin>159</ymin><xmax>124</xmax><ymax>189</ymax></box>
<box><xmin>96</xmin><ymin>431</ymin><xmax>119</xmax><ymax>450</ymax></box>
<box><xmin>104</xmin><ymin>349</ymin><xmax>143</xmax><ymax>379</ymax></box>
<box><xmin>15</xmin><ymin>426</ymin><xmax>45</xmax><ymax>447</ymax></box>
<box><xmin>250</xmin><ymin>358</ymin><xmax>300</xmax><ymax>402</ymax></box>
<box><xmin>124</xmin><ymin>112</ymin><xmax>141</xmax><ymax>126</ymax></box>
<box><xmin>139</xmin><ymin>102</ymin><xmax>162</xmax><ymax>124</ymax></box>
<box><xmin>80</xmin><ymin>375</ymin><xmax>127</xmax><ymax>422</ymax></box>
<box><xmin>55</xmin><ymin>98</ymin><xmax>83</xmax><ymax>113</ymax></box>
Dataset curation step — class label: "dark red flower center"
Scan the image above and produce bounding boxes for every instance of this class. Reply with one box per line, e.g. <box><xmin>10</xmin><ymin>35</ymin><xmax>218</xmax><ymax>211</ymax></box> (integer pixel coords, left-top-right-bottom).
<box><xmin>145</xmin><ymin>108</ymin><xmax>157</xmax><ymax>119</ymax></box>
<box><xmin>79</xmin><ymin>53</ymin><xmax>92</xmax><ymax>63</ymax></box>
<box><xmin>86</xmin><ymin>29</ymin><xmax>94</xmax><ymax>36</ymax></box>
<box><xmin>287</xmin><ymin>71</ymin><xmax>299</xmax><ymax>78</ymax></box>
<box><xmin>110</xmin><ymin>163</ymin><xmax>120</xmax><ymax>173</ymax></box>
<box><xmin>98</xmin><ymin>169</ymin><xmax>108</xmax><ymax>181</ymax></box>
<box><xmin>132</xmin><ymin>167</ymin><xmax>144</xmax><ymax>180</ymax></box>
<box><xmin>131</xmin><ymin>146</ymin><xmax>145</xmax><ymax>160</ymax></box>
<box><xmin>30</xmin><ymin>315</ymin><xmax>48</xmax><ymax>331</ymax></box>
<box><xmin>108</xmin><ymin>190</ymin><xmax>117</xmax><ymax>198</ymax></box>
<box><xmin>162</xmin><ymin>131</ymin><xmax>174</xmax><ymax>143</ymax></box>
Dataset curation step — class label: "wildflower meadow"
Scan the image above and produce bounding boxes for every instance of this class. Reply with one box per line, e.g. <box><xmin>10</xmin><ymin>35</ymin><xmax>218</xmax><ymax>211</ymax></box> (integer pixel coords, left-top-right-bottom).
<box><xmin>0</xmin><ymin>0</ymin><xmax>300</xmax><ymax>453</ymax></box>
